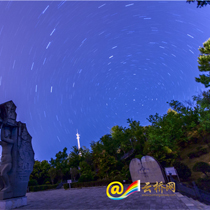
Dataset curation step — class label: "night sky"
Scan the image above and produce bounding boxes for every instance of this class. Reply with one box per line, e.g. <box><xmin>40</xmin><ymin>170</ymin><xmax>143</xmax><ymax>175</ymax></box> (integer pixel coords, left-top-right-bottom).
<box><xmin>0</xmin><ymin>1</ymin><xmax>209</xmax><ymax>161</ymax></box>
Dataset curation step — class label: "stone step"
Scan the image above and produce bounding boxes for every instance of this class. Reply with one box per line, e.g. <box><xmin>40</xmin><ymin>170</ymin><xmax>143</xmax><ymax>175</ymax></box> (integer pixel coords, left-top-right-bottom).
<box><xmin>175</xmin><ymin>192</ymin><xmax>210</xmax><ymax>210</ymax></box>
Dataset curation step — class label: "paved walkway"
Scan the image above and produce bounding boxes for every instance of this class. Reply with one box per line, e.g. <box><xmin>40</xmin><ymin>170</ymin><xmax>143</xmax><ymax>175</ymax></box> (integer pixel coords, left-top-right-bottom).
<box><xmin>16</xmin><ymin>185</ymin><xmax>210</xmax><ymax>210</ymax></box>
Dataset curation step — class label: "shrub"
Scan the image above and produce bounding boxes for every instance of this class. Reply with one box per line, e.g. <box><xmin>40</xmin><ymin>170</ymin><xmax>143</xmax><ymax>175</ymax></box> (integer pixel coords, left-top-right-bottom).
<box><xmin>44</xmin><ymin>178</ymin><xmax>51</xmax><ymax>184</ymax></box>
<box><xmin>28</xmin><ymin>179</ymin><xmax>38</xmax><ymax>186</ymax></box>
<box><xmin>187</xmin><ymin>147</ymin><xmax>208</xmax><ymax>159</ymax></box>
<box><xmin>30</xmin><ymin>186</ymin><xmax>34</xmax><ymax>191</ymax></box>
<box><xmin>173</xmin><ymin>162</ymin><xmax>191</xmax><ymax>180</ymax></box>
<box><xmin>64</xmin><ymin>183</ymin><xmax>69</xmax><ymax>190</ymax></box>
<box><xmin>193</xmin><ymin>162</ymin><xmax>210</xmax><ymax>177</ymax></box>
<box><xmin>187</xmin><ymin>151</ymin><xmax>199</xmax><ymax>159</ymax></box>
<box><xmin>196</xmin><ymin>177</ymin><xmax>210</xmax><ymax>192</ymax></box>
<box><xmin>33</xmin><ymin>186</ymin><xmax>39</xmax><ymax>192</ymax></box>
<box><xmin>199</xmin><ymin>147</ymin><xmax>208</xmax><ymax>155</ymax></box>
<box><xmin>78</xmin><ymin>170</ymin><xmax>94</xmax><ymax>182</ymax></box>
<box><xmin>196</xmin><ymin>146</ymin><xmax>202</xmax><ymax>150</ymax></box>
<box><xmin>69</xmin><ymin>179</ymin><xmax>126</xmax><ymax>189</ymax></box>
<box><xmin>135</xmin><ymin>154</ymin><xmax>143</xmax><ymax>160</ymax></box>
<box><xmin>29</xmin><ymin>184</ymin><xmax>58</xmax><ymax>192</ymax></box>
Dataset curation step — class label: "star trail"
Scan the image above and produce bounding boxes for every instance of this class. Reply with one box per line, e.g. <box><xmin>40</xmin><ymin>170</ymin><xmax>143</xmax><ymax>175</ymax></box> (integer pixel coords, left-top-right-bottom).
<box><xmin>0</xmin><ymin>1</ymin><xmax>209</xmax><ymax>160</ymax></box>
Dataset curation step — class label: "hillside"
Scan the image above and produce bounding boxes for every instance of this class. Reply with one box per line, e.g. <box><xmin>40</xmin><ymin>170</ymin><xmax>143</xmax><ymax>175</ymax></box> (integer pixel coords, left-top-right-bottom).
<box><xmin>178</xmin><ymin>132</ymin><xmax>210</xmax><ymax>182</ymax></box>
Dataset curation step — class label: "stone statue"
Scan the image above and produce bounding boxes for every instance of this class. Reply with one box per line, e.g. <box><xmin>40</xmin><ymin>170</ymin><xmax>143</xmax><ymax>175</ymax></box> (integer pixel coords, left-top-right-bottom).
<box><xmin>0</xmin><ymin>100</ymin><xmax>34</xmax><ymax>200</ymax></box>
<box><xmin>0</xmin><ymin>125</ymin><xmax>14</xmax><ymax>192</ymax></box>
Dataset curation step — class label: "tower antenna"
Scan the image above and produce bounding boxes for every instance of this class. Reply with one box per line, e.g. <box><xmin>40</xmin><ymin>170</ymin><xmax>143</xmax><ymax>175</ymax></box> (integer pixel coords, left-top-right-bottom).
<box><xmin>76</xmin><ymin>130</ymin><xmax>81</xmax><ymax>156</ymax></box>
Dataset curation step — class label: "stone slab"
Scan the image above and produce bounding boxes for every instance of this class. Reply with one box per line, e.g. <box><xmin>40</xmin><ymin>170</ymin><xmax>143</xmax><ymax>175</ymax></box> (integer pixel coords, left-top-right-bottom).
<box><xmin>0</xmin><ymin>191</ymin><xmax>13</xmax><ymax>200</ymax></box>
<box><xmin>129</xmin><ymin>156</ymin><xmax>166</xmax><ymax>183</ymax></box>
<box><xmin>0</xmin><ymin>196</ymin><xmax>27</xmax><ymax>210</ymax></box>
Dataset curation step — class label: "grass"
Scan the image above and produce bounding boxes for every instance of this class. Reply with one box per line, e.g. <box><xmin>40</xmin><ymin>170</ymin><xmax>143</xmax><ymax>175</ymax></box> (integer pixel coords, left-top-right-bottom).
<box><xmin>178</xmin><ymin>134</ymin><xmax>210</xmax><ymax>181</ymax></box>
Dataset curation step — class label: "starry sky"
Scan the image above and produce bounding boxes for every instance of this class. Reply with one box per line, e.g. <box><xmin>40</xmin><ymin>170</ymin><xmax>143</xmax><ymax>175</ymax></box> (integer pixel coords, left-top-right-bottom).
<box><xmin>0</xmin><ymin>1</ymin><xmax>209</xmax><ymax>161</ymax></box>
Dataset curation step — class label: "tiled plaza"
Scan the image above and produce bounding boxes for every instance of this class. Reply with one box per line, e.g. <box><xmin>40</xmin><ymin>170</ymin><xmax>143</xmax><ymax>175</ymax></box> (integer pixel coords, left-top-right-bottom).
<box><xmin>16</xmin><ymin>185</ymin><xmax>210</xmax><ymax>210</ymax></box>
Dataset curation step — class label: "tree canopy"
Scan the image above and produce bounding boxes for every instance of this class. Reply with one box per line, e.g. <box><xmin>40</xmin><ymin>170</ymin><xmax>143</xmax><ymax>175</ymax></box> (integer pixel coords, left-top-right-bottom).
<box><xmin>195</xmin><ymin>38</ymin><xmax>210</xmax><ymax>87</ymax></box>
<box><xmin>187</xmin><ymin>0</ymin><xmax>210</xmax><ymax>8</ymax></box>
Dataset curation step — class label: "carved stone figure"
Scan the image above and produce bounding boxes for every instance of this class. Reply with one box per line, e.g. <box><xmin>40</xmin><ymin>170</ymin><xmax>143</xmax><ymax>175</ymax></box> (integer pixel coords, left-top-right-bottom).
<box><xmin>0</xmin><ymin>101</ymin><xmax>17</xmax><ymax>127</ymax></box>
<box><xmin>0</xmin><ymin>125</ymin><xmax>14</xmax><ymax>192</ymax></box>
<box><xmin>129</xmin><ymin>156</ymin><xmax>166</xmax><ymax>183</ymax></box>
<box><xmin>0</xmin><ymin>101</ymin><xmax>34</xmax><ymax>200</ymax></box>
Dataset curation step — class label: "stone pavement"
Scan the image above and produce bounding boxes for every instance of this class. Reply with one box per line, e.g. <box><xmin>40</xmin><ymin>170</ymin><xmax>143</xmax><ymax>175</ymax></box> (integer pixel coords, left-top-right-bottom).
<box><xmin>16</xmin><ymin>185</ymin><xmax>210</xmax><ymax>210</ymax></box>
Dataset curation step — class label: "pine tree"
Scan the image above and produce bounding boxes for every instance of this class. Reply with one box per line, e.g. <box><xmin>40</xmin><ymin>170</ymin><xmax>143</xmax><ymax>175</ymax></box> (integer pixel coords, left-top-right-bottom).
<box><xmin>195</xmin><ymin>38</ymin><xmax>210</xmax><ymax>87</ymax></box>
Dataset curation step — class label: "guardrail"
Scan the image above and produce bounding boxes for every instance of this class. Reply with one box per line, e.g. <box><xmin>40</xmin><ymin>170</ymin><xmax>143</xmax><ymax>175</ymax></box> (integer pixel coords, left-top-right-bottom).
<box><xmin>169</xmin><ymin>174</ymin><xmax>210</xmax><ymax>205</ymax></box>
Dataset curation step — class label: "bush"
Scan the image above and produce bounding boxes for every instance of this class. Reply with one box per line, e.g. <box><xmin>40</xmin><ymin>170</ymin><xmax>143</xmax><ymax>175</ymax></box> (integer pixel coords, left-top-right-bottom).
<box><xmin>44</xmin><ymin>178</ymin><xmax>51</xmax><ymax>184</ymax></box>
<box><xmin>173</xmin><ymin>162</ymin><xmax>191</xmax><ymax>180</ymax></box>
<box><xmin>64</xmin><ymin>178</ymin><xmax>130</xmax><ymax>190</ymax></box>
<box><xmin>64</xmin><ymin>183</ymin><xmax>69</xmax><ymax>190</ymax></box>
<box><xmin>196</xmin><ymin>146</ymin><xmax>202</xmax><ymax>150</ymax></box>
<box><xmin>28</xmin><ymin>179</ymin><xmax>38</xmax><ymax>186</ymax></box>
<box><xmin>29</xmin><ymin>184</ymin><xmax>58</xmax><ymax>192</ymax></box>
<box><xmin>30</xmin><ymin>186</ymin><xmax>34</xmax><ymax>191</ymax></box>
<box><xmin>187</xmin><ymin>147</ymin><xmax>208</xmax><ymax>159</ymax></box>
<box><xmin>187</xmin><ymin>151</ymin><xmax>199</xmax><ymax>159</ymax></box>
<box><xmin>78</xmin><ymin>170</ymin><xmax>94</xmax><ymax>182</ymax></box>
<box><xmin>193</xmin><ymin>162</ymin><xmax>210</xmax><ymax>177</ymax></box>
<box><xmin>196</xmin><ymin>177</ymin><xmax>210</xmax><ymax>192</ymax></box>
<box><xmin>69</xmin><ymin>178</ymin><xmax>127</xmax><ymax>189</ymax></box>
<box><xmin>199</xmin><ymin>147</ymin><xmax>208</xmax><ymax>154</ymax></box>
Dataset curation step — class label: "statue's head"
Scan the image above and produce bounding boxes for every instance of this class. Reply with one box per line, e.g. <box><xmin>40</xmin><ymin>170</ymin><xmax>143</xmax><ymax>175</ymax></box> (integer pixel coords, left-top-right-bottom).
<box><xmin>4</xmin><ymin>127</ymin><xmax>11</xmax><ymax>138</ymax></box>
<box><xmin>5</xmin><ymin>102</ymin><xmax>16</xmax><ymax>120</ymax></box>
<box><xmin>21</xmin><ymin>127</ymin><xmax>28</xmax><ymax>140</ymax></box>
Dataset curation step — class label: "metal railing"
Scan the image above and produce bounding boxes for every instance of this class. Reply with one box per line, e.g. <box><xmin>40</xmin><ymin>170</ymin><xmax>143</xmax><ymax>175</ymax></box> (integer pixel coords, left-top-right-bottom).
<box><xmin>169</xmin><ymin>174</ymin><xmax>210</xmax><ymax>205</ymax></box>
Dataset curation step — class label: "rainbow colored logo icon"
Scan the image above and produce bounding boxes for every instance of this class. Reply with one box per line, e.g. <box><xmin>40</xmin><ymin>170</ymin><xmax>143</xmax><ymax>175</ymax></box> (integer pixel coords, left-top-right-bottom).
<box><xmin>106</xmin><ymin>180</ymin><xmax>140</xmax><ymax>200</ymax></box>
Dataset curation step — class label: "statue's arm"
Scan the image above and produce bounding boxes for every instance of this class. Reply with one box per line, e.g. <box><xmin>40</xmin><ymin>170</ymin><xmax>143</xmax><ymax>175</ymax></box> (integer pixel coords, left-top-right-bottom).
<box><xmin>1</xmin><ymin>136</ymin><xmax>14</xmax><ymax>144</ymax></box>
<box><xmin>1</xmin><ymin>131</ymin><xmax>14</xmax><ymax>144</ymax></box>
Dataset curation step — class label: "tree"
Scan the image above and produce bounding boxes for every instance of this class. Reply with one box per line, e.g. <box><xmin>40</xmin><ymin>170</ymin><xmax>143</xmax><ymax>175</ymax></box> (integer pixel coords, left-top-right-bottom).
<box><xmin>70</xmin><ymin>167</ymin><xmax>78</xmax><ymax>181</ymax></box>
<box><xmin>145</xmin><ymin>107</ymin><xmax>189</xmax><ymax>166</ymax></box>
<box><xmin>147</xmin><ymin>110</ymin><xmax>184</xmax><ymax>151</ymax></box>
<box><xmin>193</xmin><ymin>90</ymin><xmax>210</xmax><ymax>132</ymax></box>
<box><xmin>193</xmin><ymin>162</ymin><xmax>210</xmax><ymax>177</ymax></box>
<box><xmin>126</xmin><ymin>119</ymin><xmax>146</xmax><ymax>155</ymax></box>
<box><xmin>173</xmin><ymin>162</ymin><xmax>191</xmax><ymax>180</ymax></box>
<box><xmin>79</xmin><ymin>146</ymin><xmax>93</xmax><ymax>166</ymax></box>
<box><xmin>146</xmin><ymin>113</ymin><xmax>161</xmax><ymax>127</ymax></box>
<box><xmin>167</xmin><ymin>100</ymin><xmax>200</xmax><ymax>135</ymax></box>
<box><xmin>99</xmin><ymin>134</ymin><xmax>118</xmax><ymax>157</ymax></box>
<box><xmin>90</xmin><ymin>141</ymin><xmax>104</xmax><ymax>173</ymax></box>
<box><xmin>167</xmin><ymin>108</ymin><xmax>178</xmax><ymax>115</ymax></box>
<box><xmin>110</xmin><ymin>125</ymin><xmax>133</xmax><ymax>156</ymax></box>
<box><xmin>187</xmin><ymin>0</ymin><xmax>210</xmax><ymax>8</ymax></box>
<box><xmin>68</xmin><ymin>146</ymin><xmax>81</xmax><ymax>169</ymax></box>
<box><xmin>96</xmin><ymin>151</ymin><xmax>118</xmax><ymax>179</ymax></box>
<box><xmin>48</xmin><ymin>167</ymin><xmax>56</xmax><ymax>184</ymax></box>
<box><xmin>50</xmin><ymin>147</ymin><xmax>69</xmax><ymax>181</ymax></box>
<box><xmin>28</xmin><ymin>179</ymin><xmax>38</xmax><ymax>186</ymax></box>
<box><xmin>195</xmin><ymin>38</ymin><xmax>210</xmax><ymax>87</ymax></box>
<box><xmin>78</xmin><ymin>161</ymin><xmax>94</xmax><ymax>182</ymax></box>
<box><xmin>30</xmin><ymin>160</ymin><xmax>51</xmax><ymax>185</ymax></box>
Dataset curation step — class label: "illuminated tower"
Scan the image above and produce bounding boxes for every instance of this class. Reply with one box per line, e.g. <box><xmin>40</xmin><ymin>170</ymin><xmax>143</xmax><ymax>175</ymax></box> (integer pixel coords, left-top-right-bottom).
<box><xmin>76</xmin><ymin>130</ymin><xmax>81</xmax><ymax>156</ymax></box>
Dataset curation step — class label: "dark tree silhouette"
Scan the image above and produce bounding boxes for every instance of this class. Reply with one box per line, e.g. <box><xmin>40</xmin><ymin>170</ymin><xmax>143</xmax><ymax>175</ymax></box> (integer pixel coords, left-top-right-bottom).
<box><xmin>187</xmin><ymin>0</ymin><xmax>210</xmax><ymax>8</ymax></box>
